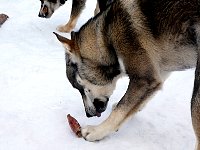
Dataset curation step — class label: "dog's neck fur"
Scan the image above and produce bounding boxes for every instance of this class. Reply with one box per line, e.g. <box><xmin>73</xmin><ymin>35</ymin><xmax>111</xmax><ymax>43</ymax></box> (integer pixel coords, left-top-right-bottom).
<box><xmin>77</xmin><ymin>10</ymin><xmax>118</xmax><ymax>66</ymax></box>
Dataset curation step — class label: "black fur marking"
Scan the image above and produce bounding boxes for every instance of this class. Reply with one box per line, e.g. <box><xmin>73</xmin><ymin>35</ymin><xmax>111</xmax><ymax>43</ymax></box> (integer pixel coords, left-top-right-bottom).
<box><xmin>65</xmin><ymin>54</ymin><xmax>85</xmax><ymax>95</ymax></box>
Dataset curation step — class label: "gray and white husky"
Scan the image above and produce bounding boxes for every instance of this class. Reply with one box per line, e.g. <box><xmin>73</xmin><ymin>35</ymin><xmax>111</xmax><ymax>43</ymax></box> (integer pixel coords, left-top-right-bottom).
<box><xmin>54</xmin><ymin>0</ymin><xmax>200</xmax><ymax>149</ymax></box>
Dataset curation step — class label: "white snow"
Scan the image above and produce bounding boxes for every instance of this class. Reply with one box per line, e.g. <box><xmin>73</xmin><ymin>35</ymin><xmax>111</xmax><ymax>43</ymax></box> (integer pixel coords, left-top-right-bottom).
<box><xmin>0</xmin><ymin>0</ymin><xmax>197</xmax><ymax>149</ymax></box>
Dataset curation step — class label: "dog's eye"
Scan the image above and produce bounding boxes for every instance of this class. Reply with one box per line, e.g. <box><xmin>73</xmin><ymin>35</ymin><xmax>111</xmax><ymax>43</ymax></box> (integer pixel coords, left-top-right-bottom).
<box><xmin>76</xmin><ymin>75</ymin><xmax>83</xmax><ymax>85</ymax></box>
<box><xmin>77</xmin><ymin>79</ymin><xmax>81</xmax><ymax>84</ymax></box>
<box><xmin>85</xmin><ymin>89</ymin><xmax>91</xmax><ymax>93</ymax></box>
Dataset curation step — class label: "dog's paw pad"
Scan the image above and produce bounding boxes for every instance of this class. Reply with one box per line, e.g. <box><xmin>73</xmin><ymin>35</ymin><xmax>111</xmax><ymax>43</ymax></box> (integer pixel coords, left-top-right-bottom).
<box><xmin>81</xmin><ymin>125</ymin><xmax>107</xmax><ymax>142</ymax></box>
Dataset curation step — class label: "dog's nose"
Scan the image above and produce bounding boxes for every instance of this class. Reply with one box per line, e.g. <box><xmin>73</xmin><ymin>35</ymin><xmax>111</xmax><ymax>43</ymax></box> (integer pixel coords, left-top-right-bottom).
<box><xmin>38</xmin><ymin>13</ymin><xmax>42</xmax><ymax>17</ymax></box>
<box><xmin>86</xmin><ymin>112</ymin><xmax>93</xmax><ymax>118</ymax></box>
<box><xmin>93</xmin><ymin>98</ymin><xmax>106</xmax><ymax>113</ymax></box>
<box><xmin>38</xmin><ymin>13</ymin><xmax>47</xmax><ymax>18</ymax></box>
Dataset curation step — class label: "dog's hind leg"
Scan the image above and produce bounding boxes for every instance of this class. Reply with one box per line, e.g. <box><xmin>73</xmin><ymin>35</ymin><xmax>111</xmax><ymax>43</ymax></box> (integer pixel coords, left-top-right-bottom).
<box><xmin>57</xmin><ymin>0</ymin><xmax>86</xmax><ymax>33</ymax></box>
<box><xmin>81</xmin><ymin>76</ymin><xmax>162</xmax><ymax>141</ymax></box>
<box><xmin>191</xmin><ymin>53</ymin><xmax>200</xmax><ymax>150</ymax></box>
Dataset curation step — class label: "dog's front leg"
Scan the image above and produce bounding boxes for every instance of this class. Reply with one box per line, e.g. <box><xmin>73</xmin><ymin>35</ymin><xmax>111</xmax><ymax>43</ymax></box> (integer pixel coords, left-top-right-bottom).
<box><xmin>57</xmin><ymin>0</ymin><xmax>86</xmax><ymax>33</ymax></box>
<box><xmin>81</xmin><ymin>77</ymin><xmax>162</xmax><ymax>141</ymax></box>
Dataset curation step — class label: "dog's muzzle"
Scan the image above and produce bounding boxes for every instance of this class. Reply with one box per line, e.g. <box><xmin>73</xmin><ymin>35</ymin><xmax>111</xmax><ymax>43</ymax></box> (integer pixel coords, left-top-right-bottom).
<box><xmin>38</xmin><ymin>5</ymin><xmax>50</xmax><ymax>18</ymax></box>
<box><xmin>85</xmin><ymin>97</ymin><xmax>109</xmax><ymax>118</ymax></box>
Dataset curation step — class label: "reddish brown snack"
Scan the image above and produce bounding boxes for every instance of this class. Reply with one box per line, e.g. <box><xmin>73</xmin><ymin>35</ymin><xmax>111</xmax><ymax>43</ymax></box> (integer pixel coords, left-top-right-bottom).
<box><xmin>0</xmin><ymin>14</ymin><xmax>9</xmax><ymax>26</ymax></box>
<box><xmin>67</xmin><ymin>114</ymin><xmax>82</xmax><ymax>137</ymax></box>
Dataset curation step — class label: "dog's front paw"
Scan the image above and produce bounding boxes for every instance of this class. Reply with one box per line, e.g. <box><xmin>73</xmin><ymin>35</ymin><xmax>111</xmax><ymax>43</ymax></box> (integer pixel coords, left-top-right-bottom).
<box><xmin>81</xmin><ymin>125</ymin><xmax>110</xmax><ymax>142</ymax></box>
<box><xmin>56</xmin><ymin>25</ymin><xmax>72</xmax><ymax>33</ymax></box>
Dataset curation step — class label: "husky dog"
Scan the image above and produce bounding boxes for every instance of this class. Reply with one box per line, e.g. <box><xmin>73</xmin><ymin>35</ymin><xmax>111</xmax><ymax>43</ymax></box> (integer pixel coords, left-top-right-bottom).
<box><xmin>38</xmin><ymin>0</ymin><xmax>113</xmax><ymax>32</ymax></box>
<box><xmin>54</xmin><ymin>0</ymin><xmax>200</xmax><ymax>148</ymax></box>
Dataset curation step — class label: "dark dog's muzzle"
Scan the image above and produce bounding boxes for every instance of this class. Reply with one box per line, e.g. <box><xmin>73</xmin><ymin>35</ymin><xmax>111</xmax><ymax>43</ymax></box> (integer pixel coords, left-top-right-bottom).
<box><xmin>38</xmin><ymin>5</ymin><xmax>49</xmax><ymax>18</ymax></box>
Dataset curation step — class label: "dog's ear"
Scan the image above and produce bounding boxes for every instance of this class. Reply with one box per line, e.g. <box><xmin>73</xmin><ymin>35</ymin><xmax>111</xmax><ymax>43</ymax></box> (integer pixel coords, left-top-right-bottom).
<box><xmin>53</xmin><ymin>32</ymin><xmax>80</xmax><ymax>62</ymax></box>
<box><xmin>53</xmin><ymin>32</ymin><xmax>76</xmax><ymax>52</ymax></box>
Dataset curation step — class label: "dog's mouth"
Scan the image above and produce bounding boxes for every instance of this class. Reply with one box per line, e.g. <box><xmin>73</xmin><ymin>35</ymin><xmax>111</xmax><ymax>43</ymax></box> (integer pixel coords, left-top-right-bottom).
<box><xmin>96</xmin><ymin>112</ymin><xmax>101</xmax><ymax>117</ymax></box>
<box><xmin>86</xmin><ymin>102</ymin><xmax>107</xmax><ymax>118</ymax></box>
<box><xmin>84</xmin><ymin>97</ymin><xmax>109</xmax><ymax>118</ymax></box>
<box><xmin>86</xmin><ymin>111</ymin><xmax>102</xmax><ymax>118</ymax></box>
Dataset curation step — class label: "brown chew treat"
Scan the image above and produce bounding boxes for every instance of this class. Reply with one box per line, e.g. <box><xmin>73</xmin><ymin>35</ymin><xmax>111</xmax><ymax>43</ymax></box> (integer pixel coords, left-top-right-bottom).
<box><xmin>0</xmin><ymin>14</ymin><xmax>9</xmax><ymax>26</ymax></box>
<box><xmin>67</xmin><ymin>114</ymin><xmax>82</xmax><ymax>137</ymax></box>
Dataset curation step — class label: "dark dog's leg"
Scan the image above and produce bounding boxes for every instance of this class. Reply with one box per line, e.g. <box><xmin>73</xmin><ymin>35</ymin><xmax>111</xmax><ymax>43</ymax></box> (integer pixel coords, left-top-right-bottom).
<box><xmin>57</xmin><ymin>0</ymin><xmax>86</xmax><ymax>32</ymax></box>
<box><xmin>95</xmin><ymin>0</ymin><xmax>114</xmax><ymax>15</ymax></box>
<box><xmin>81</xmin><ymin>76</ymin><xmax>162</xmax><ymax>141</ymax></box>
<box><xmin>98</xmin><ymin>0</ymin><xmax>109</xmax><ymax>11</ymax></box>
<box><xmin>191</xmin><ymin>52</ymin><xmax>200</xmax><ymax>150</ymax></box>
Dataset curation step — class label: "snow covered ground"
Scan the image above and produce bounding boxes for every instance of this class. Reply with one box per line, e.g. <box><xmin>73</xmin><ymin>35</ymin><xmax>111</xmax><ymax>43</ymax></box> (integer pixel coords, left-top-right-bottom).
<box><xmin>0</xmin><ymin>0</ymin><xmax>197</xmax><ymax>149</ymax></box>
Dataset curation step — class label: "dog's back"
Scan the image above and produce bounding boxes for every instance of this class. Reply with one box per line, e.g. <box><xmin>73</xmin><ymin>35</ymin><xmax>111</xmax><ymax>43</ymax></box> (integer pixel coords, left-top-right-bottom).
<box><xmin>101</xmin><ymin>0</ymin><xmax>199</xmax><ymax>71</ymax></box>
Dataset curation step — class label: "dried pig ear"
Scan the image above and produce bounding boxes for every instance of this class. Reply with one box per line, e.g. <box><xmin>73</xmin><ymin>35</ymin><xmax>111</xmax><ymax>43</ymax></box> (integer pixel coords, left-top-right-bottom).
<box><xmin>0</xmin><ymin>14</ymin><xmax>8</xmax><ymax>26</ymax></box>
<box><xmin>67</xmin><ymin>114</ymin><xmax>82</xmax><ymax>137</ymax></box>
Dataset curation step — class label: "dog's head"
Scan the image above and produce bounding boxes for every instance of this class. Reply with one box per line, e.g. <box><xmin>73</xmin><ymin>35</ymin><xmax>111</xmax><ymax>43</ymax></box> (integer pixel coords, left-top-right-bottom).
<box><xmin>38</xmin><ymin>0</ymin><xmax>66</xmax><ymax>18</ymax></box>
<box><xmin>54</xmin><ymin>32</ymin><xmax>122</xmax><ymax>117</ymax></box>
